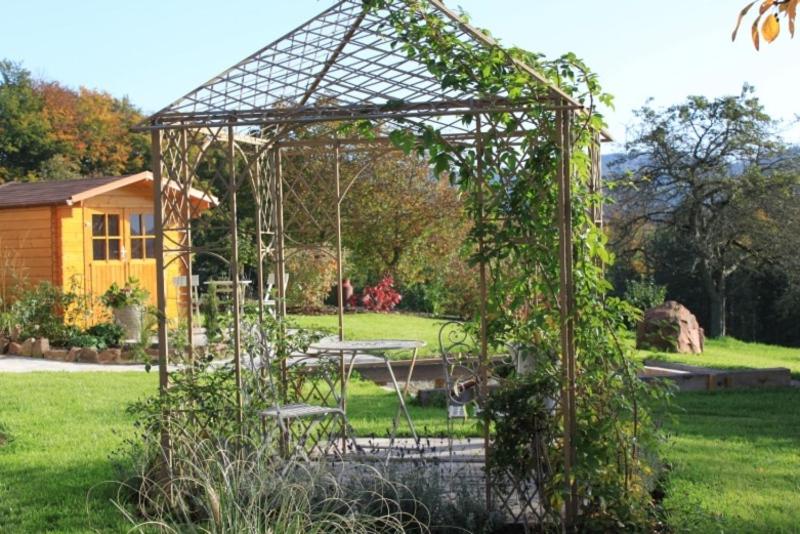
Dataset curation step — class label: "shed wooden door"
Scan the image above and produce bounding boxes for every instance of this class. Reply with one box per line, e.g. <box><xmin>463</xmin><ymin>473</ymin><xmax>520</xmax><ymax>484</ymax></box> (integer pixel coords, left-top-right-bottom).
<box><xmin>125</xmin><ymin>210</ymin><xmax>158</xmax><ymax>309</ymax></box>
<box><xmin>85</xmin><ymin>209</ymin><xmax>126</xmax><ymax>314</ymax></box>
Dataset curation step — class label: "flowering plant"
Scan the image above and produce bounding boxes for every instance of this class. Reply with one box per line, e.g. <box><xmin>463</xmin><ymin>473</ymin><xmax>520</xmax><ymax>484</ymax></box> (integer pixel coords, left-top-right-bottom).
<box><xmin>101</xmin><ymin>277</ymin><xmax>149</xmax><ymax>309</ymax></box>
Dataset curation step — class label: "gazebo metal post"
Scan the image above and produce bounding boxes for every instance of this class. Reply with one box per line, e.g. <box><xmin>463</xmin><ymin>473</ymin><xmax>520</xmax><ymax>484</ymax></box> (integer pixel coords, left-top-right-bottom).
<box><xmin>556</xmin><ymin>106</ymin><xmax>578</xmax><ymax>528</ymax></box>
<box><xmin>334</xmin><ymin>142</ymin><xmax>345</xmax><ymax>343</ymax></box>
<box><xmin>181</xmin><ymin>128</ymin><xmax>195</xmax><ymax>361</ymax></box>
<box><xmin>150</xmin><ymin>128</ymin><xmax>172</xmax><ymax>472</ymax></box>
<box><xmin>275</xmin><ymin>148</ymin><xmax>287</xmax><ymax>320</ymax></box>
<box><xmin>590</xmin><ymin>131</ymin><xmax>603</xmax><ymax>229</ymax></box>
<box><xmin>254</xmin><ymin>155</ymin><xmax>266</xmax><ymax>323</ymax></box>
<box><xmin>334</xmin><ymin>142</ymin><xmax>348</xmax><ymax>451</ymax></box>
<box><xmin>274</xmin><ymin>148</ymin><xmax>289</xmax><ymax>400</ymax></box>
<box><xmin>474</xmin><ymin>115</ymin><xmax>492</xmax><ymax>509</ymax></box>
<box><xmin>228</xmin><ymin>126</ymin><xmax>244</xmax><ymax>427</ymax></box>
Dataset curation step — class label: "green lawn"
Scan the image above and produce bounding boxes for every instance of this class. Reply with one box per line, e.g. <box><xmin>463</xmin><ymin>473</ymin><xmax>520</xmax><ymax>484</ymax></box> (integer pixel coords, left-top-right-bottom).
<box><xmin>663</xmin><ymin>389</ymin><xmax>800</xmax><ymax>532</ymax></box>
<box><xmin>637</xmin><ymin>336</ymin><xmax>800</xmax><ymax>379</ymax></box>
<box><xmin>0</xmin><ymin>372</ymin><xmax>469</xmax><ymax>533</ymax></box>
<box><xmin>291</xmin><ymin>312</ymin><xmax>449</xmax><ymax>358</ymax></box>
<box><xmin>292</xmin><ymin>315</ymin><xmax>800</xmax><ymax>380</ymax></box>
<box><xmin>2</xmin><ymin>334</ymin><xmax>800</xmax><ymax>532</ymax></box>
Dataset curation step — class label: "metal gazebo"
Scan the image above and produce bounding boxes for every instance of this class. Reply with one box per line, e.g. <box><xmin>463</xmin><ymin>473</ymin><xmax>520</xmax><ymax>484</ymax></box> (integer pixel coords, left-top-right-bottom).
<box><xmin>138</xmin><ymin>0</ymin><xmax>606</xmax><ymax>525</ymax></box>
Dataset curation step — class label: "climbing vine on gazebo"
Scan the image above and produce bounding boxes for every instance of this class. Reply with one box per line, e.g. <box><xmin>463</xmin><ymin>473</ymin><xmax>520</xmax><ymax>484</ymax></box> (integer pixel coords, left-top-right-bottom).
<box><xmin>363</xmin><ymin>0</ymin><xmax>670</xmax><ymax>528</ymax></box>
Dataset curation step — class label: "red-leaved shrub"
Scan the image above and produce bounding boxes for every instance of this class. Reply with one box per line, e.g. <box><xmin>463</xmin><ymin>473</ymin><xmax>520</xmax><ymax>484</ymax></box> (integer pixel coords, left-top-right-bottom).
<box><xmin>350</xmin><ymin>275</ymin><xmax>402</xmax><ymax>312</ymax></box>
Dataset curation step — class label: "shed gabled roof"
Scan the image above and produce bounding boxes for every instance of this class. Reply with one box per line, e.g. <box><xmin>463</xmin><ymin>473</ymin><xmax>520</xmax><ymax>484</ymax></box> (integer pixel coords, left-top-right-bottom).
<box><xmin>0</xmin><ymin>172</ymin><xmax>217</xmax><ymax>210</ymax></box>
<box><xmin>142</xmin><ymin>0</ymin><xmax>609</xmax><ymax>139</ymax></box>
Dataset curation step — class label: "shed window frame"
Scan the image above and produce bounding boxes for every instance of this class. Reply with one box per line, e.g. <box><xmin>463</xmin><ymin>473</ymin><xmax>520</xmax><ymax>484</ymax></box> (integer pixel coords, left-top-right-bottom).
<box><xmin>129</xmin><ymin>213</ymin><xmax>156</xmax><ymax>260</ymax></box>
<box><xmin>91</xmin><ymin>213</ymin><xmax>122</xmax><ymax>261</ymax></box>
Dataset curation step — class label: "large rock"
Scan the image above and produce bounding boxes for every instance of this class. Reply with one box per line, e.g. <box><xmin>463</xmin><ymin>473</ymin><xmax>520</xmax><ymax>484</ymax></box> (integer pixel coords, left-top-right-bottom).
<box><xmin>7</xmin><ymin>342</ymin><xmax>23</xmax><ymax>355</ymax></box>
<box><xmin>44</xmin><ymin>349</ymin><xmax>70</xmax><ymax>361</ymax></box>
<box><xmin>19</xmin><ymin>338</ymin><xmax>35</xmax><ymax>357</ymax></box>
<box><xmin>79</xmin><ymin>348</ymin><xmax>99</xmax><ymax>363</ymax></box>
<box><xmin>67</xmin><ymin>347</ymin><xmax>82</xmax><ymax>362</ymax></box>
<box><xmin>637</xmin><ymin>301</ymin><xmax>704</xmax><ymax>354</ymax></box>
<box><xmin>98</xmin><ymin>348</ymin><xmax>121</xmax><ymax>364</ymax></box>
<box><xmin>0</xmin><ymin>336</ymin><xmax>8</xmax><ymax>354</ymax></box>
<box><xmin>32</xmin><ymin>338</ymin><xmax>50</xmax><ymax>358</ymax></box>
<box><xmin>9</xmin><ymin>325</ymin><xmax>21</xmax><ymax>342</ymax></box>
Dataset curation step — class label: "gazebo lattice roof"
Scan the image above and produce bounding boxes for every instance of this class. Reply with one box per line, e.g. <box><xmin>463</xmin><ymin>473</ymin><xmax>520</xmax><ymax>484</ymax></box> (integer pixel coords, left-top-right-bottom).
<box><xmin>142</xmin><ymin>0</ymin><xmax>594</xmax><ymax>140</ymax></box>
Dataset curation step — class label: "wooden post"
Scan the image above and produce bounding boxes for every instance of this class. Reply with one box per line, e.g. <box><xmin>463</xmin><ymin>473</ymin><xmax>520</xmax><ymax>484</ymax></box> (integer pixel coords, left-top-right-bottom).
<box><xmin>556</xmin><ymin>107</ymin><xmax>578</xmax><ymax>529</ymax></box>
<box><xmin>150</xmin><ymin>128</ymin><xmax>171</xmax><ymax>473</ymax></box>
<box><xmin>228</xmin><ymin>126</ymin><xmax>244</xmax><ymax>428</ymax></box>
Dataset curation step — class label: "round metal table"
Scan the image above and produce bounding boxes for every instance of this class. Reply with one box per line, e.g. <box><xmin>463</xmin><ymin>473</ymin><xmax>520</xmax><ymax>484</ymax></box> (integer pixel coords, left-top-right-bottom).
<box><xmin>308</xmin><ymin>339</ymin><xmax>425</xmax><ymax>444</ymax></box>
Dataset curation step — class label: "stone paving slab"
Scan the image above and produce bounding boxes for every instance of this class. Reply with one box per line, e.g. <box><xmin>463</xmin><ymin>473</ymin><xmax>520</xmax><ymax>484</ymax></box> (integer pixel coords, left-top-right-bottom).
<box><xmin>0</xmin><ymin>355</ymin><xmax>155</xmax><ymax>373</ymax></box>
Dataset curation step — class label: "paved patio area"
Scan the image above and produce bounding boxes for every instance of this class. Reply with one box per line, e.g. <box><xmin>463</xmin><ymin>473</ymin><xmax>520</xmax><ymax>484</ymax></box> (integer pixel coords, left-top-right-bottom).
<box><xmin>0</xmin><ymin>355</ymin><xmax>154</xmax><ymax>373</ymax></box>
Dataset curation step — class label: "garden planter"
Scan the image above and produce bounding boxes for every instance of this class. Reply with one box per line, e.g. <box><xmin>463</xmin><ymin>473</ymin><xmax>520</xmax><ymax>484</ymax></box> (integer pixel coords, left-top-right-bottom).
<box><xmin>113</xmin><ymin>305</ymin><xmax>142</xmax><ymax>342</ymax></box>
<box><xmin>508</xmin><ymin>343</ymin><xmax>557</xmax><ymax>415</ymax></box>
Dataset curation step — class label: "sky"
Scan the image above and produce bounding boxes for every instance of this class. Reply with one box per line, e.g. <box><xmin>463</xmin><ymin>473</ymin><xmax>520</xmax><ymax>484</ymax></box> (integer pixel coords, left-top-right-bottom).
<box><xmin>2</xmin><ymin>0</ymin><xmax>798</xmax><ymax>149</ymax></box>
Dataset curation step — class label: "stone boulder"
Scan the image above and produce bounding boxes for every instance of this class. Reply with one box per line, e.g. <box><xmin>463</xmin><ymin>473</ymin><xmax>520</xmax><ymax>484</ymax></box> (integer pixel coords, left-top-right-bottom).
<box><xmin>79</xmin><ymin>348</ymin><xmax>99</xmax><ymax>363</ymax></box>
<box><xmin>98</xmin><ymin>348</ymin><xmax>121</xmax><ymax>364</ymax></box>
<box><xmin>44</xmin><ymin>349</ymin><xmax>70</xmax><ymax>361</ymax></box>
<box><xmin>636</xmin><ymin>301</ymin><xmax>704</xmax><ymax>354</ymax></box>
<box><xmin>32</xmin><ymin>338</ymin><xmax>50</xmax><ymax>358</ymax></box>
<box><xmin>7</xmin><ymin>342</ymin><xmax>23</xmax><ymax>355</ymax></box>
<box><xmin>19</xmin><ymin>338</ymin><xmax>35</xmax><ymax>357</ymax></box>
<box><xmin>67</xmin><ymin>347</ymin><xmax>82</xmax><ymax>362</ymax></box>
<box><xmin>9</xmin><ymin>325</ymin><xmax>21</xmax><ymax>342</ymax></box>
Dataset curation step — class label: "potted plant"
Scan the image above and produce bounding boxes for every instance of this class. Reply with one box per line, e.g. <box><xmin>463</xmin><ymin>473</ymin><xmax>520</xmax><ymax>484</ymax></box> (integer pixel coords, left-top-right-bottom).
<box><xmin>101</xmin><ymin>278</ymin><xmax>149</xmax><ymax>342</ymax></box>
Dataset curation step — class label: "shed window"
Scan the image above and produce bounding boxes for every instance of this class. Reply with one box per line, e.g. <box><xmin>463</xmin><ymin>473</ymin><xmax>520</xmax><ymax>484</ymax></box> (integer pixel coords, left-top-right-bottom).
<box><xmin>130</xmin><ymin>213</ymin><xmax>156</xmax><ymax>259</ymax></box>
<box><xmin>91</xmin><ymin>214</ymin><xmax>121</xmax><ymax>261</ymax></box>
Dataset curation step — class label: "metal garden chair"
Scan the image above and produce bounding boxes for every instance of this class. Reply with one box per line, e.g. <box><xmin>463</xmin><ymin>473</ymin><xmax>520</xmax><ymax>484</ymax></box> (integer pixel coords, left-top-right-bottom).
<box><xmin>247</xmin><ymin>323</ymin><xmax>358</xmax><ymax>463</ymax></box>
<box><xmin>438</xmin><ymin>321</ymin><xmax>483</xmax><ymax>423</ymax></box>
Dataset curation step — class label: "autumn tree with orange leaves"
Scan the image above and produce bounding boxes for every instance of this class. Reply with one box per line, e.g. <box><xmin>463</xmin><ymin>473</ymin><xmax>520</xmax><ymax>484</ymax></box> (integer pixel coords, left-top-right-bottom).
<box><xmin>0</xmin><ymin>60</ymin><xmax>148</xmax><ymax>182</ymax></box>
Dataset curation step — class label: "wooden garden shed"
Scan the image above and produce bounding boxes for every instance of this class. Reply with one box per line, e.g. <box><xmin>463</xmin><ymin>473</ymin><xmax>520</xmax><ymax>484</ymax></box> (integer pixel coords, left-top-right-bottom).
<box><xmin>0</xmin><ymin>172</ymin><xmax>214</xmax><ymax>321</ymax></box>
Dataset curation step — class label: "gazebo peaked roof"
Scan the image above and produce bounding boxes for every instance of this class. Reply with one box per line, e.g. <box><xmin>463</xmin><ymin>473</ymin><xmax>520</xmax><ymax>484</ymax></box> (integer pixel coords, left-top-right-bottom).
<box><xmin>142</xmin><ymin>0</ymin><xmax>607</xmax><ymax>139</ymax></box>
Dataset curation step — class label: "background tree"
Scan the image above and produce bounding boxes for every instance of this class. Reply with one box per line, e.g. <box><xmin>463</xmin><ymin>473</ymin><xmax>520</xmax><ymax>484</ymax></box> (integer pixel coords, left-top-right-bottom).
<box><xmin>609</xmin><ymin>86</ymin><xmax>800</xmax><ymax>337</ymax></box>
<box><xmin>0</xmin><ymin>59</ymin><xmax>148</xmax><ymax>183</ymax></box>
<box><xmin>0</xmin><ymin>60</ymin><xmax>54</xmax><ymax>181</ymax></box>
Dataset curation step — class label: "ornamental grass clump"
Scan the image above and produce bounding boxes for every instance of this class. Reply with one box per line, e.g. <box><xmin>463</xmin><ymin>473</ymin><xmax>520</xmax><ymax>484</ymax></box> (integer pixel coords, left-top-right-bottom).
<box><xmin>112</xmin><ymin>432</ymin><xmax>431</xmax><ymax>534</ymax></box>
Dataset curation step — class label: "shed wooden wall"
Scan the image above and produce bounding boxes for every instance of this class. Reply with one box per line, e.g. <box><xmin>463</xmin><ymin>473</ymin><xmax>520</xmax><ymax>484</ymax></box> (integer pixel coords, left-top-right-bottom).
<box><xmin>0</xmin><ymin>207</ymin><xmax>56</xmax><ymax>302</ymax></box>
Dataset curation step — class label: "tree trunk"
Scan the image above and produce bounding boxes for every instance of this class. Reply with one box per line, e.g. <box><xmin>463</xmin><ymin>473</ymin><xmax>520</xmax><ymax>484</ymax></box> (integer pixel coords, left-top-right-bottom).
<box><xmin>708</xmin><ymin>275</ymin><xmax>727</xmax><ymax>338</ymax></box>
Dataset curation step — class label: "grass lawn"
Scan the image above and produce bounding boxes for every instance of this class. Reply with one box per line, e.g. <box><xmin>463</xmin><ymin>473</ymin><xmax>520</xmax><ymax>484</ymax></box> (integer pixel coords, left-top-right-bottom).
<box><xmin>291</xmin><ymin>312</ymin><xmax>450</xmax><ymax>358</ymax></box>
<box><xmin>0</xmin><ymin>372</ymin><xmax>470</xmax><ymax>533</ymax></box>
<box><xmin>292</xmin><ymin>314</ymin><xmax>800</xmax><ymax>380</ymax></box>
<box><xmin>2</xmin><ymin>358</ymin><xmax>799</xmax><ymax>531</ymax></box>
<box><xmin>637</xmin><ymin>336</ymin><xmax>800</xmax><ymax>379</ymax></box>
<box><xmin>663</xmin><ymin>388</ymin><xmax>800</xmax><ymax>532</ymax></box>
